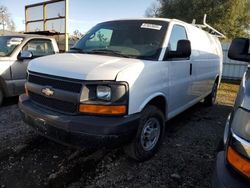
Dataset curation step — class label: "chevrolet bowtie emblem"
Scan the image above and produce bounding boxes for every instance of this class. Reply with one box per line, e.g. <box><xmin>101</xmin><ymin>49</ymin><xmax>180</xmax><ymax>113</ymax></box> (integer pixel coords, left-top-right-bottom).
<box><xmin>41</xmin><ymin>88</ymin><xmax>54</xmax><ymax>97</ymax></box>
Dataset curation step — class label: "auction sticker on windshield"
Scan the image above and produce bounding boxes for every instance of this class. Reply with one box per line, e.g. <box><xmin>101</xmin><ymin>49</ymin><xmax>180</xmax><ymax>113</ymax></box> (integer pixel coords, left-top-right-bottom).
<box><xmin>141</xmin><ymin>23</ymin><xmax>162</xmax><ymax>30</ymax></box>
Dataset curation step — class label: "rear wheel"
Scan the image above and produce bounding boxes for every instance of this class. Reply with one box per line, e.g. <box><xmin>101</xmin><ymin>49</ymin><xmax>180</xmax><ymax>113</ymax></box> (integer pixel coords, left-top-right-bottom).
<box><xmin>123</xmin><ymin>105</ymin><xmax>165</xmax><ymax>161</ymax></box>
<box><xmin>204</xmin><ymin>82</ymin><xmax>218</xmax><ymax>106</ymax></box>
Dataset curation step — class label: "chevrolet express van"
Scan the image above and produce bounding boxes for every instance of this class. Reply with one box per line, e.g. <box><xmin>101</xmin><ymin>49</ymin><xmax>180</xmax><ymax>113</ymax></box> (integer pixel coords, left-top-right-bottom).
<box><xmin>19</xmin><ymin>18</ymin><xmax>223</xmax><ymax>161</ymax></box>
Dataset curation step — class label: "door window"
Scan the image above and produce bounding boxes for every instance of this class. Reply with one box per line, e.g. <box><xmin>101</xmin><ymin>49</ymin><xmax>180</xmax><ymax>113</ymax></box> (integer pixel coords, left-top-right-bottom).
<box><xmin>168</xmin><ymin>25</ymin><xmax>187</xmax><ymax>51</ymax></box>
<box><xmin>23</xmin><ymin>39</ymin><xmax>54</xmax><ymax>57</ymax></box>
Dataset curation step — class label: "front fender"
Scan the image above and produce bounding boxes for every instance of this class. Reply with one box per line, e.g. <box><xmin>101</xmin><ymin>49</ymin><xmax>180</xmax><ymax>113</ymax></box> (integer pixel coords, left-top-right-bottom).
<box><xmin>139</xmin><ymin>92</ymin><xmax>167</xmax><ymax>112</ymax></box>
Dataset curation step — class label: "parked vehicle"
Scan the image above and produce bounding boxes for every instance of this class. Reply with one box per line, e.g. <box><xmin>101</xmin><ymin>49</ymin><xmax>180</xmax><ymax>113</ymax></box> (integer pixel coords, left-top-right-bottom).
<box><xmin>19</xmin><ymin>18</ymin><xmax>223</xmax><ymax>161</ymax></box>
<box><xmin>0</xmin><ymin>34</ymin><xmax>59</xmax><ymax>105</ymax></box>
<box><xmin>213</xmin><ymin>37</ymin><xmax>250</xmax><ymax>187</ymax></box>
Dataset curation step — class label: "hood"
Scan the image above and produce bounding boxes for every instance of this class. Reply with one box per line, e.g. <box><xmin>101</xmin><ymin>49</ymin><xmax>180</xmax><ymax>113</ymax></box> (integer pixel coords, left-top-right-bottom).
<box><xmin>235</xmin><ymin>68</ymin><xmax>250</xmax><ymax>110</ymax></box>
<box><xmin>28</xmin><ymin>53</ymin><xmax>143</xmax><ymax>80</ymax></box>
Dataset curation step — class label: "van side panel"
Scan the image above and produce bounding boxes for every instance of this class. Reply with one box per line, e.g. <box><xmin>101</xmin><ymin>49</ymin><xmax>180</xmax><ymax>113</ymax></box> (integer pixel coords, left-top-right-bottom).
<box><xmin>186</xmin><ymin>24</ymin><xmax>221</xmax><ymax>99</ymax></box>
<box><xmin>214</xmin><ymin>37</ymin><xmax>223</xmax><ymax>84</ymax></box>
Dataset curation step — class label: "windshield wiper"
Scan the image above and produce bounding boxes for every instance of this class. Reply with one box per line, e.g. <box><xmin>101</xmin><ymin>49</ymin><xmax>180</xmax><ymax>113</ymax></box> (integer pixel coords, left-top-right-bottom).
<box><xmin>70</xmin><ymin>48</ymin><xmax>133</xmax><ymax>58</ymax></box>
<box><xmin>87</xmin><ymin>49</ymin><xmax>132</xmax><ymax>58</ymax></box>
<box><xmin>69</xmin><ymin>47</ymin><xmax>84</xmax><ymax>52</ymax></box>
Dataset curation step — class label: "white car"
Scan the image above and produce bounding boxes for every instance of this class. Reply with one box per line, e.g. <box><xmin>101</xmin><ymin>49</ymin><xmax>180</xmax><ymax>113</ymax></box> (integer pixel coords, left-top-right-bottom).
<box><xmin>19</xmin><ymin>18</ymin><xmax>223</xmax><ymax>161</ymax></box>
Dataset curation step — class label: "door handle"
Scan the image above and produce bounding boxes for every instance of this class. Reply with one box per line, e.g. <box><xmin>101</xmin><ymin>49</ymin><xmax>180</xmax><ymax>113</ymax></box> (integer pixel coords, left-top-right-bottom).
<box><xmin>190</xmin><ymin>63</ymin><xmax>193</xmax><ymax>75</ymax></box>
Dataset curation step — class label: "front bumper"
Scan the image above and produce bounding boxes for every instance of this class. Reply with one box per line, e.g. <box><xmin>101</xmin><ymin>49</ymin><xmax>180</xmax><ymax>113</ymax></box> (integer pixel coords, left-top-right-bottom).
<box><xmin>212</xmin><ymin>151</ymin><xmax>249</xmax><ymax>188</ymax></box>
<box><xmin>19</xmin><ymin>94</ymin><xmax>140</xmax><ymax>148</ymax></box>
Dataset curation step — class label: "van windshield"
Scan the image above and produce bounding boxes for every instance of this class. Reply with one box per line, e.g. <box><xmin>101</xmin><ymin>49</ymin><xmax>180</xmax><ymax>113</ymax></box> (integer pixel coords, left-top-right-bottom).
<box><xmin>71</xmin><ymin>20</ymin><xmax>168</xmax><ymax>60</ymax></box>
<box><xmin>0</xmin><ymin>36</ymin><xmax>23</xmax><ymax>57</ymax></box>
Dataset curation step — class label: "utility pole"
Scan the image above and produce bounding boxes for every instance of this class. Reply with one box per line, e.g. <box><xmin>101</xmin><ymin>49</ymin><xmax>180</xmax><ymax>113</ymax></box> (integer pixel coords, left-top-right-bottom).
<box><xmin>65</xmin><ymin>0</ymin><xmax>69</xmax><ymax>51</ymax></box>
<box><xmin>0</xmin><ymin>7</ymin><xmax>6</xmax><ymax>35</ymax></box>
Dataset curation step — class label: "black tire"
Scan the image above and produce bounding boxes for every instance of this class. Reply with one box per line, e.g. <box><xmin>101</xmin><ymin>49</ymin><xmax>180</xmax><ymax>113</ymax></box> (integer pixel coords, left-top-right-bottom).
<box><xmin>123</xmin><ymin>105</ymin><xmax>165</xmax><ymax>161</ymax></box>
<box><xmin>204</xmin><ymin>82</ymin><xmax>218</xmax><ymax>106</ymax></box>
<box><xmin>0</xmin><ymin>90</ymin><xmax>3</xmax><ymax>106</ymax></box>
<box><xmin>216</xmin><ymin>138</ymin><xmax>224</xmax><ymax>152</ymax></box>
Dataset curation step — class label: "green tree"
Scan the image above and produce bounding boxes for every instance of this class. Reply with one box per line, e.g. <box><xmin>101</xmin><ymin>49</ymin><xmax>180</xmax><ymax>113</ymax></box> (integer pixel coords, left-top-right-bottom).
<box><xmin>147</xmin><ymin>0</ymin><xmax>250</xmax><ymax>39</ymax></box>
<box><xmin>145</xmin><ymin>2</ymin><xmax>161</xmax><ymax>17</ymax></box>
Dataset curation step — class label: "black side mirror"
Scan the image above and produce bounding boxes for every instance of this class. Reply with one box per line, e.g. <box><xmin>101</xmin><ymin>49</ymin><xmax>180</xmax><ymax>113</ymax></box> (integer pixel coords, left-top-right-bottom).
<box><xmin>18</xmin><ymin>51</ymin><xmax>33</xmax><ymax>60</ymax></box>
<box><xmin>167</xmin><ymin>40</ymin><xmax>191</xmax><ymax>59</ymax></box>
<box><xmin>228</xmin><ymin>38</ymin><xmax>250</xmax><ymax>62</ymax></box>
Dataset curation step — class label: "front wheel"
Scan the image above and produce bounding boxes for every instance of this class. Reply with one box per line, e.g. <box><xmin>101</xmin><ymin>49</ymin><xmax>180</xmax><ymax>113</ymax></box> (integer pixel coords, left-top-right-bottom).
<box><xmin>123</xmin><ymin>105</ymin><xmax>165</xmax><ymax>161</ymax></box>
<box><xmin>204</xmin><ymin>82</ymin><xmax>218</xmax><ymax>106</ymax></box>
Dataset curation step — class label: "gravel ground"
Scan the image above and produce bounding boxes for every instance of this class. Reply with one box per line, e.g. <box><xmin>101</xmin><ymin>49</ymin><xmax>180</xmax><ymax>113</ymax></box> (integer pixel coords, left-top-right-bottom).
<box><xmin>0</xmin><ymin>82</ymin><xmax>240</xmax><ymax>188</ymax></box>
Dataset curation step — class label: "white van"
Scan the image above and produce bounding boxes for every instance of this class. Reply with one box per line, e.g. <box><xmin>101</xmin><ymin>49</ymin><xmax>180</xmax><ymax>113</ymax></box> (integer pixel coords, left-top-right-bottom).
<box><xmin>19</xmin><ymin>18</ymin><xmax>223</xmax><ymax>161</ymax></box>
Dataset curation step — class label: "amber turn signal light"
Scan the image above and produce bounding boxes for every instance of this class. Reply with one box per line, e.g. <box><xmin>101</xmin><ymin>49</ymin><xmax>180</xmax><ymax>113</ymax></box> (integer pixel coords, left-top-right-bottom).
<box><xmin>79</xmin><ymin>104</ymin><xmax>126</xmax><ymax>115</ymax></box>
<box><xmin>227</xmin><ymin>146</ymin><xmax>250</xmax><ymax>178</ymax></box>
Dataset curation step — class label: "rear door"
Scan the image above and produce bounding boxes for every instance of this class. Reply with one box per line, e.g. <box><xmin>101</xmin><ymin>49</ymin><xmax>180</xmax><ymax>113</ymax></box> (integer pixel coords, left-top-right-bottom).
<box><xmin>166</xmin><ymin>24</ymin><xmax>194</xmax><ymax>115</ymax></box>
<box><xmin>11</xmin><ymin>38</ymin><xmax>55</xmax><ymax>95</ymax></box>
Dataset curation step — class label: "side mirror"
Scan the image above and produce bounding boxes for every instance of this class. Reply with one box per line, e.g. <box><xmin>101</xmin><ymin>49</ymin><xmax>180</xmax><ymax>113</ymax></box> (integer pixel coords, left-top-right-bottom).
<box><xmin>228</xmin><ymin>38</ymin><xmax>250</xmax><ymax>62</ymax></box>
<box><xmin>18</xmin><ymin>51</ymin><xmax>33</xmax><ymax>60</ymax></box>
<box><xmin>167</xmin><ymin>40</ymin><xmax>191</xmax><ymax>59</ymax></box>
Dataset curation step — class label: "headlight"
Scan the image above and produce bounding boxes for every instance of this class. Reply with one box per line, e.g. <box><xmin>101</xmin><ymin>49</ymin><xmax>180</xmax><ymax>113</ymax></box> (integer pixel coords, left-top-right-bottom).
<box><xmin>226</xmin><ymin>108</ymin><xmax>250</xmax><ymax>178</ymax></box>
<box><xmin>231</xmin><ymin>108</ymin><xmax>250</xmax><ymax>141</ymax></box>
<box><xmin>79</xmin><ymin>82</ymin><xmax>128</xmax><ymax>115</ymax></box>
<box><xmin>96</xmin><ymin>86</ymin><xmax>111</xmax><ymax>101</ymax></box>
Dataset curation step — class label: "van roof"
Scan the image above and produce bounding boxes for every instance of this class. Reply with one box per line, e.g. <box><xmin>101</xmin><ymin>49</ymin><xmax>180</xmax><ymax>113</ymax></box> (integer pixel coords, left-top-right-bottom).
<box><xmin>104</xmin><ymin>17</ymin><xmax>187</xmax><ymax>24</ymax></box>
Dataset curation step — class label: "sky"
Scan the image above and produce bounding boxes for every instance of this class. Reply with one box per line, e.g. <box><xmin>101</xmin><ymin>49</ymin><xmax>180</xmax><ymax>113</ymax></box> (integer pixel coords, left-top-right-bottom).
<box><xmin>0</xmin><ymin>0</ymin><xmax>155</xmax><ymax>34</ymax></box>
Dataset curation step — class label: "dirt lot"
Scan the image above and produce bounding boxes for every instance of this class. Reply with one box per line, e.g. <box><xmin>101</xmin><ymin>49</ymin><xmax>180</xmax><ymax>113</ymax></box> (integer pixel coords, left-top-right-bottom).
<box><xmin>0</xmin><ymin>82</ymin><xmax>240</xmax><ymax>188</ymax></box>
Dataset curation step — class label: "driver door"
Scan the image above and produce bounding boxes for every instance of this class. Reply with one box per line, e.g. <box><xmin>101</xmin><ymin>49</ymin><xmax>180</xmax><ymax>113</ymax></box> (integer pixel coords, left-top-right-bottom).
<box><xmin>166</xmin><ymin>25</ymin><xmax>194</xmax><ymax>116</ymax></box>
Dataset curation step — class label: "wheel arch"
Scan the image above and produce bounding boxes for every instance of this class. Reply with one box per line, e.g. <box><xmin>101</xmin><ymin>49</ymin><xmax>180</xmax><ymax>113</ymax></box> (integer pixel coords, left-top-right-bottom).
<box><xmin>139</xmin><ymin>93</ymin><xmax>168</xmax><ymax>119</ymax></box>
<box><xmin>215</xmin><ymin>74</ymin><xmax>221</xmax><ymax>86</ymax></box>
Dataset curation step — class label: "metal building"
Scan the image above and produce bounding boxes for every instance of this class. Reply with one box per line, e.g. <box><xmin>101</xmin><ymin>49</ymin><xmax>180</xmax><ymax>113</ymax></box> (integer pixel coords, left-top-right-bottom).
<box><xmin>222</xmin><ymin>43</ymin><xmax>248</xmax><ymax>80</ymax></box>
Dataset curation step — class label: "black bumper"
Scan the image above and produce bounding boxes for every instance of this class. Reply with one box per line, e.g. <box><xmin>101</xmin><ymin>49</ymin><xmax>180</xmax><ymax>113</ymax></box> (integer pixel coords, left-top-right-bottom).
<box><xmin>19</xmin><ymin>95</ymin><xmax>140</xmax><ymax>148</ymax></box>
<box><xmin>212</xmin><ymin>151</ymin><xmax>249</xmax><ymax>188</ymax></box>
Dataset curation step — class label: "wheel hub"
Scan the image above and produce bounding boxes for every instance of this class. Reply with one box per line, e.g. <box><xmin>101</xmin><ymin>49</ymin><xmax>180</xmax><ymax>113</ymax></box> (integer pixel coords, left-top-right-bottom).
<box><xmin>140</xmin><ymin>118</ymin><xmax>161</xmax><ymax>151</ymax></box>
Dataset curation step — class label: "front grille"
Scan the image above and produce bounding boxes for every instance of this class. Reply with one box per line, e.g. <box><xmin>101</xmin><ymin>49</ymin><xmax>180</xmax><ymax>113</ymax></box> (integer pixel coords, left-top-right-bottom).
<box><xmin>28</xmin><ymin>74</ymin><xmax>83</xmax><ymax>93</ymax></box>
<box><xmin>29</xmin><ymin>92</ymin><xmax>77</xmax><ymax>114</ymax></box>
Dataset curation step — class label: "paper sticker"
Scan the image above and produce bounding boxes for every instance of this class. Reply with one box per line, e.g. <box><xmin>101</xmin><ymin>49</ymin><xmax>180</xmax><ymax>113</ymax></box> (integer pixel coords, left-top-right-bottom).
<box><xmin>141</xmin><ymin>23</ymin><xmax>162</xmax><ymax>30</ymax></box>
